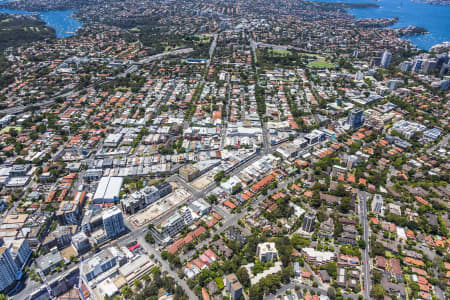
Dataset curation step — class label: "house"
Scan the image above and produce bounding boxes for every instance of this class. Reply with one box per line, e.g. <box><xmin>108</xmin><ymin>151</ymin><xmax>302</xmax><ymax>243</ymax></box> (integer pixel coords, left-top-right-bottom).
<box><xmin>337</xmin><ymin>268</ymin><xmax>346</xmax><ymax>287</ymax></box>
<box><xmin>319</xmin><ymin>270</ymin><xmax>330</xmax><ymax>283</ymax></box>
<box><xmin>207</xmin><ymin>280</ymin><xmax>218</xmax><ymax>295</ymax></box>
<box><xmin>225</xmin><ymin>227</ymin><xmax>247</xmax><ymax>244</ymax></box>
<box><xmin>338</xmin><ymin>254</ymin><xmax>359</xmax><ymax>267</ymax></box>
<box><xmin>375</xmin><ymin>256</ymin><xmax>387</xmax><ymax>270</ymax></box>
<box><xmin>202</xmin><ymin>288</ymin><xmax>210</xmax><ymax>300</ymax></box>
<box><xmin>294</xmin><ymin>262</ymin><xmax>301</xmax><ymax>276</ymax></box>
<box><xmin>211</xmin><ymin>239</ymin><xmax>233</xmax><ymax>259</ymax></box>
<box><xmin>382</xmin><ymin>277</ymin><xmax>406</xmax><ymax>299</ymax></box>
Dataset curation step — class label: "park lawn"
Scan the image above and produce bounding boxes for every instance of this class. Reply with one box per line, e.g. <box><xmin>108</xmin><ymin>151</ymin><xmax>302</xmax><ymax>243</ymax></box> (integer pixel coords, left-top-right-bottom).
<box><xmin>164</xmin><ymin>45</ymin><xmax>183</xmax><ymax>52</ymax></box>
<box><xmin>1</xmin><ymin>126</ymin><xmax>22</xmax><ymax>134</ymax></box>
<box><xmin>300</xmin><ymin>52</ymin><xmax>322</xmax><ymax>58</ymax></box>
<box><xmin>194</xmin><ymin>38</ymin><xmax>211</xmax><ymax>45</ymax></box>
<box><xmin>307</xmin><ymin>58</ymin><xmax>336</xmax><ymax>69</ymax></box>
<box><xmin>194</xmin><ymin>34</ymin><xmax>212</xmax><ymax>43</ymax></box>
<box><xmin>269</xmin><ymin>48</ymin><xmax>292</xmax><ymax>56</ymax></box>
<box><xmin>194</xmin><ymin>34</ymin><xmax>211</xmax><ymax>40</ymax></box>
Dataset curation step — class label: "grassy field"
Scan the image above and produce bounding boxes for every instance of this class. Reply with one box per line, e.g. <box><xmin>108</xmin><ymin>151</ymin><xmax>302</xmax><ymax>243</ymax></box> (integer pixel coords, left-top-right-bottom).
<box><xmin>164</xmin><ymin>45</ymin><xmax>183</xmax><ymax>52</ymax></box>
<box><xmin>194</xmin><ymin>34</ymin><xmax>212</xmax><ymax>43</ymax></box>
<box><xmin>269</xmin><ymin>48</ymin><xmax>292</xmax><ymax>56</ymax></box>
<box><xmin>1</xmin><ymin>126</ymin><xmax>22</xmax><ymax>134</ymax></box>
<box><xmin>307</xmin><ymin>58</ymin><xmax>336</xmax><ymax>69</ymax></box>
<box><xmin>299</xmin><ymin>52</ymin><xmax>322</xmax><ymax>58</ymax></box>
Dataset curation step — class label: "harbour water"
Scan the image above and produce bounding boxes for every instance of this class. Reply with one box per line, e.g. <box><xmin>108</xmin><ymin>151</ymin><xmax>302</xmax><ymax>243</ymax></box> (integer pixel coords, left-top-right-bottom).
<box><xmin>0</xmin><ymin>0</ymin><xmax>449</xmax><ymax>49</ymax></box>
<box><xmin>314</xmin><ymin>0</ymin><xmax>450</xmax><ymax>50</ymax></box>
<box><xmin>0</xmin><ymin>1</ymin><xmax>82</xmax><ymax>38</ymax></box>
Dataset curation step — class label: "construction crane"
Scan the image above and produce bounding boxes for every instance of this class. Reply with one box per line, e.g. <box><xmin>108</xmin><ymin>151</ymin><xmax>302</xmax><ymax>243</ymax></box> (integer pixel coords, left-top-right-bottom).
<box><xmin>36</xmin><ymin>268</ymin><xmax>55</xmax><ymax>300</ymax></box>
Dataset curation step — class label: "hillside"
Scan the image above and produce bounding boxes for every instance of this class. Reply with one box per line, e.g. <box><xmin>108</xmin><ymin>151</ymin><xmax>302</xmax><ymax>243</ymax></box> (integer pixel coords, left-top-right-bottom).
<box><xmin>0</xmin><ymin>13</ymin><xmax>56</xmax><ymax>50</ymax></box>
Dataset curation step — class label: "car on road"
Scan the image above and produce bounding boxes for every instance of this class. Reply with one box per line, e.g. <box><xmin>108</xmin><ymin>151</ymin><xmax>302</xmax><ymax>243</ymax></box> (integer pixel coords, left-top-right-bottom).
<box><xmin>126</xmin><ymin>241</ymin><xmax>138</xmax><ymax>248</ymax></box>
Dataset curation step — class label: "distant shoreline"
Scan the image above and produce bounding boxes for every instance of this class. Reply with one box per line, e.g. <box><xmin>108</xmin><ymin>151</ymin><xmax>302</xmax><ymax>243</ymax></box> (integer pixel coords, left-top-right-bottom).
<box><xmin>411</xmin><ymin>0</ymin><xmax>450</xmax><ymax>5</ymax></box>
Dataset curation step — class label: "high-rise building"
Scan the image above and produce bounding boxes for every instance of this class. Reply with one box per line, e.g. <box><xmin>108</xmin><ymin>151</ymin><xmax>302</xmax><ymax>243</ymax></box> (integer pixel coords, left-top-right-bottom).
<box><xmin>142</xmin><ymin>185</ymin><xmax>160</xmax><ymax>205</ymax></box>
<box><xmin>0</xmin><ymin>247</ymin><xmax>19</xmax><ymax>292</ymax></box>
<box><xmin>388</xmin><ymin>80</ymin><xmax>400</xmax><ymax>91</ymax></box>
<box><xmin>156</xmin><ymin>182</ymin><xmax>172</xmax><ymax>198</ymax></box>
<box><xmin>180</xmin><ymin>206</ymin><xmax>193</xmax><ymax>225</ymax></box>
<box><xmin>103</xmin><ymin>207</ymin><xmax>125</xmax><ymax>239</ymax></box>
<box><xmin>72</xmin><ymin>232</ymin><xmax>91</xmax><ymax>254</ymax></box>
<box><xmin>160</xmin><ymin>207</ymin><xmax>194</xmax><ymax>237</ymax></box>
<box><xmin>6</xmin><ymin>239</ymin><xmax>32</xmax><ymax>270</ymax></box>
<box><xmin>355</xmin><ymin>71</ymin><xmax>364</xmax><ymax>81</ymax></box>
<box><xmin>347</xmin><ymin>108</ymin><xmax>364</xmax><ymax>129</ymax></box>
<box><xmin>381</xmin><ymin>50</ymin><xmax>392</xmax><ymax>68</ymax></box>
<box><xmin>413</xmin><ymin>59</ymin><xmax>424</xmax><ymax>73</ymax></box>
<box><xmin>440</xmin><ymin>63</ymin><xmax>450</xmax><ymax>75</ymax></box>
<box><xmin>399</xmin><ymin>61</ymin><xmax>412</xmax><ymax>72</ymax></box>
<box><xmin>302</xmin><ymin>212</ymin><xmax>316</xmax><ymax>233</ymax></box>
<box><xmin>421</xmin><ymin>60</ymin><xmax>437</xmax><ymax>74</ymax></box>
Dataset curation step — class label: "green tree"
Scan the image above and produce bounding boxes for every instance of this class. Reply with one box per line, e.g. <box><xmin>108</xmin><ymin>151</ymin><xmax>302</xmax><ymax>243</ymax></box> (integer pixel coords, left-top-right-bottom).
<box><xmin>207</xmin><ymin>194</ymin><xmax>218</xmax><ymax>204</ymax></box>
<box><xmin>121</xmin><ymin>285</ymin><xmax>132</xmax><ymax>298</ymax></box>
<box><xmin>214</xmin><ymin>171</ymin><xmax>225</xmax><ymax>184</ymax></box>
<box><xmin>133</xmin><ymin>279</ymin><xmax>142</xmax><ymax>289</ymax></box>
<box><xmin>142</xmin><ymin>273</ymin><xmax>150</xmax><ymax>282</ymax></box>
<box><xmin>370</xmin><ymin>284</ymin><xmax>385</xmax><ymax>299</ymax></box>
<box><xmin>373</xmin><ymin>270</ymin><xmax>382</xmax><ymax>284</ymax></box>
<box><xmin>358</xmin><ymin>239</ymin><xmax>366</xmax><ymax>249</ymax></box>
<box><xmin>327</xmin><ymin>287</ymin><xmax>336</xmax><ymax>299</ymax></box>
<box><xmin>325</xmin><ymin>261</ymin><xmax>337</xmax><ymax>278</ymax></box>
<box><xmin>339</xmin><ymin>197</ymin><xmax>351</xmax><ymax>213</ymax></box>
<box><xmin>237</xmin><ymin>267</ymin><xmax>250</xmax><ymax>287</ymax></box>
<box><xmin>291</xmin><ymin>234</ymin><xmax>310</xmax><ymax>249</ymax></box>
<box><xmin>249</xmin><ymin>283</ymin><xmax>263</xmax><ymax>300</ymax></box>
<box><xmin>145</xmin><ymin>232</ymin><xmax>155</xmax><ymax>243</ymax></box>
<box><xmin>281</xmin><ymin>264</ymin><xmax>294</xmax><ymax>283</ymax></box>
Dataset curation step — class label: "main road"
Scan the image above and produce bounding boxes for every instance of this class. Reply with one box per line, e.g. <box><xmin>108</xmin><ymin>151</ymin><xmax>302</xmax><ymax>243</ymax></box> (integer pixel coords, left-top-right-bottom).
<box><xmin>114</xmin><ymin>220</ymin><xmax>199</xmax><ymax>300</ymax></box>
<box><xmin>358</xmin><ymin>190</ymin><xmax>371</xmax><ymax>299</ymax></box>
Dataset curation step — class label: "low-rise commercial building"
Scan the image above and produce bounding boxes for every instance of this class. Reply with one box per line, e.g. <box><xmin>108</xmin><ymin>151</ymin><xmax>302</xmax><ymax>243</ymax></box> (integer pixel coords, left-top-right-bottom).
<box><xmin>93</xmin><ymin>177</ymin><xmax>123</xmax><ymax>204</ymax></box>
<box><xmin>302</xmin><ymin>248</ymin><xmax>336</xmax><ymax>266</ymax></box>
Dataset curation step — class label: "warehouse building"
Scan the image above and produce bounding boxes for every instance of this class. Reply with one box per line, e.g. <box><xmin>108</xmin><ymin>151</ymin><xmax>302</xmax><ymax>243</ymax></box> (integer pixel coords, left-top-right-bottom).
<box><xmin>93</xmin><ymin>177</ymin><xmax>123</xmax><ymax>204</ymax></box>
